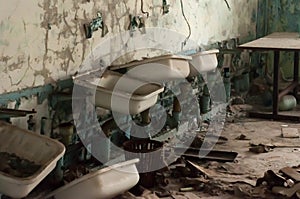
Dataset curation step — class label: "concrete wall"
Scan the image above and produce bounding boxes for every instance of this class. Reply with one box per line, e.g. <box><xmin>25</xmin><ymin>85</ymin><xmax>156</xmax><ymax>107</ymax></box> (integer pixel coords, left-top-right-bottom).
<box><xmin>0</xmin><ymin>0</ymin><xmax>258</xmax><ymax>94</ymax></box>
<box><xmin>0</xmin><ymin>0</ymin><xmax>258</xmax><ymax>132</ymax></box>
<box><xmin>266</xmin><ymin>0</ymin><xmax>300</xmax><ymax>33</ymax></box>
<box><xmin>259</xmin><ymin>0</ymin><xmax>300</xmax><ymax>79</ymax></box>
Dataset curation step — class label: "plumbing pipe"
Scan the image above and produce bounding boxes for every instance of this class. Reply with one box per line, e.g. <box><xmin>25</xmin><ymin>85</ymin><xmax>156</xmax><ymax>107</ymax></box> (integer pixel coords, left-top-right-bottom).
<box><xmin>173</xmin><ymin>97</ymin><xmax>181</xmax><ymax>112</ymax></box>
<box><xmin>141</xmin><ymin>108</ymin><xmax>151</xmax><ymax>125</ymax></box>
<box><xmin>101</xmin><ymin>118</ymin><xmax>118</xmax><ymax>137</ymax></box>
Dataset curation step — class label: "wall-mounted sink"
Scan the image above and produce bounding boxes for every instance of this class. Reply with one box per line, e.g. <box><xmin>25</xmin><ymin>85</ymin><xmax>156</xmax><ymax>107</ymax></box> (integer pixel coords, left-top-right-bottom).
<box><xmin>75</xmin><ymin>70</ymin><xmax>164</xmax><ymax>115</ymax></box>
<box><xmin>188</xmin><ymin>49</ymin><xmax>219</xmax><ymax>77</ymax></box>
<box><xmin>109</xmin><ymin>55</ymin><xmax>192</xmax><ymax>81</ymax></box>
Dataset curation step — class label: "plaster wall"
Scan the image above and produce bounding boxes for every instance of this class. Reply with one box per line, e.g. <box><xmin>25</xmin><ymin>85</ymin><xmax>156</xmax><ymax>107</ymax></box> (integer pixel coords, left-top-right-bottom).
<box><xmin>0</xmin><ymin>0</ymin><xmax>258</xmax><ymax>94</ymax></box>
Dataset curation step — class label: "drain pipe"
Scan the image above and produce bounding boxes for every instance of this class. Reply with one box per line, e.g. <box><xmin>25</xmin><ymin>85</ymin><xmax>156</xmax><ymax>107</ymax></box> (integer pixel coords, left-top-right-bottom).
<box><xmin>172</xmin><ymin>97</ymin><xmax>181</xmax><ymax>124</ymax></box>
<box><xmin>166</xmin><ymin>97</ymin><xmax>181</xmax><ymax>130</ymax></box>
<box><xmin>141</xmin><ymin>108</ymin><xmax>151</xmax><ymax>125</ymax></box>
<box><xmin>101</xmin><ymin>118</ymin><xmax>118</xmax><ymax>137</ymax></box>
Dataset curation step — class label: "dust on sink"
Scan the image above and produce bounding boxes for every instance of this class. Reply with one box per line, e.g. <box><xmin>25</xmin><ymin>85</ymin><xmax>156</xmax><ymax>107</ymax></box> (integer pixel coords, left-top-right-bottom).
<box><xmin>0</xmin><ymin>152</ymin><xmax>41</xmax><ymax>178</ymax></box>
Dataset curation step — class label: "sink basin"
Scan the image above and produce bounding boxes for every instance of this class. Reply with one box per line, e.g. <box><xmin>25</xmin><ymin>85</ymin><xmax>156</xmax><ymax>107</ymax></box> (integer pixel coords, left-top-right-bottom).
<box><xmin>75</xmin><ymin>70</ymin><xmax>164</xmax><ymax>114</ymax></box>
<box><xmin>109</xmin><ymin>55</ymin><xmax>192</xmax><ymax>81</ymax></box>
<box><xmin>46</xmin><ymin>159</ymin><xmax>140</xmax><ymax>199</ymax></box>
<box><xmin>0</xmin><ymin>121</ymin><xmax>65</xmax><ymax>198</ymax></box>
<box><xmin>189</xmin><ymin>49</ymin><xmax>219</xmax><ymax>76</ymax></box>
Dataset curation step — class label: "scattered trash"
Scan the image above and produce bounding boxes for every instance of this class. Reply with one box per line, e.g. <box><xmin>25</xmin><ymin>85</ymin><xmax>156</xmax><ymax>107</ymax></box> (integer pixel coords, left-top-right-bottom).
<box><xmin>233</xmin><ymin>185</ymin><xmax>253</xmax><ymax>198</ymax></box>
<box><xmin>249</xmin><ymin>144</ymin><xmax>272</xmax><ymax>154</ymax></box>
<box><xmin>179</xmin><ymin>187</ymin><xmax>195</xmax><ymax>192</ymax></box>
<box><xmin>280</xmin><ymin>167</ymin><xmax>300</xmax><ymax>182</ymax></box>
<box><xmin>174</xmin><ymin>147</ymin><xmax>238</xmax><ymax>162</ymax></box>
<box><xmin>186</xmin><ymin>160</ymin><xmax>214</xmax><ymax>178</ymax></box>
<box><xmin>297</xmin><ymin>190</ymin><xmax>300</xmax><ymax>199</ymax></box>
<box><xmin>281</xmin><ymin>128</ymin><xmax>299</xmax><ymax>138</ymax></box>
<box><xmin>154</xmin><ymin>190</ymin><xmax>171</xmax><ymax>198</ymax></box>
<box><xmin>286</xmin><ymin>179</ymin><xmax>296</xmax><ymax>188</ymax></box>
<box><xmin>256</xmin><ymin>170</ymin><xmax>287</xmax><ymax>187</ymax></box>
<box><xmin>272</xmin><ymin>182</ymin><xmax>300</xmax><ymax>198</ymax></box>
<box><xmin>257</xmin><ymin>166</ymin><xmax>300</xmax><ymax>198</ymax></box>
<box><xmin>235</xmin><ymin>134</ymin><xmax>251</xmax><ymax>140</ymax></box>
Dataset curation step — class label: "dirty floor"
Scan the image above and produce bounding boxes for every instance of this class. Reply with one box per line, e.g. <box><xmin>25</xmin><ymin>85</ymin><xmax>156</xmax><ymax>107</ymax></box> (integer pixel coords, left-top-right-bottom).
<box><xmin>119</xmin><ymin>108</ymin><xmax>300</xmax><ymax>199</ymax></box>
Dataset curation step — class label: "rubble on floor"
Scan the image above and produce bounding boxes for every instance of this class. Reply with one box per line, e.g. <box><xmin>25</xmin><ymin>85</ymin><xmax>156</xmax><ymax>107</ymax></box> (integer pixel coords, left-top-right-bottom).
<box><xmin>118</xmin><ymin>116</ymin><xmax>300</xmax><ymax>199</ymax></box>
<box><xmin>257</xmin><ymin>166</ymin><xmax>300</xmax><ymax>198</ymax></box>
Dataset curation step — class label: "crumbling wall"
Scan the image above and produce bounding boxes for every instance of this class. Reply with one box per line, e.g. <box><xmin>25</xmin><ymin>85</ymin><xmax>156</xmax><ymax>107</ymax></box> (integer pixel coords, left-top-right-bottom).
<box><xmin>0</xmin><ymin>0</ymin><xmax>258</xmax><ymax>94</ymax></box>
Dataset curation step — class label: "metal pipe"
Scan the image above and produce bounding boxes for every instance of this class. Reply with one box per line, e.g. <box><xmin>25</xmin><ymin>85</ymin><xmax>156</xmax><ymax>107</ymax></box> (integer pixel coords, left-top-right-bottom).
<box><xmin>141</xmin><ymin>109</ymin><xmax>151</xmax><ymax>125</ymax></box>
<box><xmin>273</xmin><ymin>50</ymin><xmax>280</xmax><ymax>116</ymax></box>
<box><xmin>101</xmin><ymin>118</ymin><xmax>118</xmax><ymax>137</ymax></box>
<box><xmin>293</xmin><ymin>51</ymin><xmax>299</xmax><ymax>98</ymax></box>
<box><xmin>173</xmin><ymin>97</ymin><xmax>181</xmax><ymax>112</ymax></box>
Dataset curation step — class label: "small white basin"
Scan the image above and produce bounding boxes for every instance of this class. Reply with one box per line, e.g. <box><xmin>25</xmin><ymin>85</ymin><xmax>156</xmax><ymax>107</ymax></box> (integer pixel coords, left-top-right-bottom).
<box><xmin>0</xmin><ymin>121</ymin><xmax>65</xmax><ymax>198</ymax></box>
<box><xmin>189</xmin><ymin>49</ymin><xmax>219</xmax><ymax>76</ymax></box>
<box><xmin>46</xmin><ymin>159</ymin><xmax>140</xmax><ymax>199</ymax></box>
<box><xmin>76</xmin><ymin>70</ymin><xmax>164</xmax><ymax>115</ymax></box>
<box><xmin>109</xmin><ymin>54</ymin><xmax>192</xmax><ymax>81</ymax></box>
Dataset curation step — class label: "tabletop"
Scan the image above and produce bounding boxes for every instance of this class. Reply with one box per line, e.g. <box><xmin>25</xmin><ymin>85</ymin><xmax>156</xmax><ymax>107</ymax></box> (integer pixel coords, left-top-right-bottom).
<box><xmin>239</xmin><ymin>32</ymin><xmax>300</xmax><ymax>51</ymax></box>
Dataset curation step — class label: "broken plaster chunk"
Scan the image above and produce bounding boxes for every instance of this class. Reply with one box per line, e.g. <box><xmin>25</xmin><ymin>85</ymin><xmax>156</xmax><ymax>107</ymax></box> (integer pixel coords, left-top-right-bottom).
<box><xmin>281</xmin><ymin>128</ymin><xmax>299</xmax><ymax>138</ymax></box>
<box><xmin>249</xmin><ymin>144</ymin><xmax>271</xmax><ymax>154</ymax></box>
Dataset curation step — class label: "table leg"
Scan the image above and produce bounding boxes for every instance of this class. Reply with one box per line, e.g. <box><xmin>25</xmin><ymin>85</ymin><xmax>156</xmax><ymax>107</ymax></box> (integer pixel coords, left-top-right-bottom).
<box><xmin>273</xmin><ymin>51</ymin><xmax>280</xmax><ymax>118</ymax></box>
<box><xmin>294</xmin><ymin>51</ymin><xmax>299</xmax><ymax>100</ymax></box>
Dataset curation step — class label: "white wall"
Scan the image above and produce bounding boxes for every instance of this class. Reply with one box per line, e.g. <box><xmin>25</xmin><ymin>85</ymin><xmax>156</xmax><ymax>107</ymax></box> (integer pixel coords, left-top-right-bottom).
<box><xmin>0</xmin><ymin>0</ymin><xmax>258</xmax><ymax>94</ymax></box>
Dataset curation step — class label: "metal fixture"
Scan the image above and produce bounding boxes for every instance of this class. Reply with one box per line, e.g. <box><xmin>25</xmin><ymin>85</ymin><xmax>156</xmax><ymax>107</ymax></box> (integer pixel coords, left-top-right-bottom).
<box><xmin>140</xmin><ymin>109</ymin><xmax>151</xmax><ymax>125</ymax></box>
<box><xmin>84</xmin><ymin>12</ymin><xmax>108</xmax><ymax>39</ymax></box>
<box><xmin>180</xmin><ymin>0</ymin><xmax>191</xmax><ymax>50</ymax></box>
<box><xmin>0</xmin><ymin>108</ymin><xmax>36</xmax><ymax>119</ymax></box>
<box><xmin>128</xmin><ymin>15</ymin><xmax>146</xmax><ymax>36</ymax></box>
<box><xmin>223</xmin><ymin>67</ymin><xmax>231</xmax><ymax>102</ymax></box>
<box><xmin>224</xmin><ymin>0</ymin><xmax>231</xmax><ymax>11</ymax></box>
<box><xmin>128</xmin><ymin>14</ymin><xmax>139</xmax><ymax>35</ymax></box>
<box><xmin>40</xmin><ymin>117</ymin><xmax>47</xmax><ymax>135</ymax></box>
<box><xmin>27</xmin><ymin>115</ymin><xmax>36</xmax><ymax>131</ymax></box>
<box><xmin>141</xmin><ymin>0</ymin><xmax>149</xmax><ymax>17</ymax></box>
<box><xmin>162</xmin><ymin>0</ymin><xmax>170</xmax><ymax>14</ymax></box>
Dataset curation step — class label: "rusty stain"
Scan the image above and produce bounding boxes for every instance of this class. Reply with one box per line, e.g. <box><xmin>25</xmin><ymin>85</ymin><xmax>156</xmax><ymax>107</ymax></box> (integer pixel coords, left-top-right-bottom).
<box><xmin>7</xmin><ymin>55</ymin><xmax>26</xmax><ymax>71</ymax></box>
<box><xmin>0</xmin><ymin>56</ymin><xmax>12</xmax><ymax>64</ymax></box>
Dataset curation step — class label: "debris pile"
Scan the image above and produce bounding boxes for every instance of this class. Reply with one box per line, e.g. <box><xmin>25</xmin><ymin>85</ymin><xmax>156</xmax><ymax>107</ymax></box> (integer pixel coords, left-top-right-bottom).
<box><xmin>257</xmin><ymin>166</ymin><xmax>300</xmax><ymax>198</ymax></box>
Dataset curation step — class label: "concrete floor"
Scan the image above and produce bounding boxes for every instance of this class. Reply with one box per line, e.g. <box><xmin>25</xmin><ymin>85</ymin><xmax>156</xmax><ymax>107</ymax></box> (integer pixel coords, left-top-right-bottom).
<box><xmin>122</xmin><ymin>110</ymin><xmax>300</xmax><ymax>198</ymax></box>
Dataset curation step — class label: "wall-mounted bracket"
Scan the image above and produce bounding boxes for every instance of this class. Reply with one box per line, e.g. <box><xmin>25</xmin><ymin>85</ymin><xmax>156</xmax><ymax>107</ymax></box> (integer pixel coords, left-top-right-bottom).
<box><xmin>162</xmin><ymin>0</ymin><xmax>170</xmax><ymax>14</ymax></box>
<box><xmin>128</xmin><ymin>15</ymin><xmax>146</xmax><ymax>36</ymax></box>
<box><xmin>84</xmin><ymin>12</ymin><xmax>108</xmax><ymax>39</ymax></box>
<box><xmin>128</xmin><ymin>14</ymin><xmax>139</xmax><ymax>32</ymax></box>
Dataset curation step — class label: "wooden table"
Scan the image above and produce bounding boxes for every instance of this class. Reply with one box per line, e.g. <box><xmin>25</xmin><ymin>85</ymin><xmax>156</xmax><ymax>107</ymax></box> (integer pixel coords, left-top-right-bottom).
<box><xmin>239</xmin><ymin>32</ymin><xmax>300</xmax><ymax>121</ymax></box>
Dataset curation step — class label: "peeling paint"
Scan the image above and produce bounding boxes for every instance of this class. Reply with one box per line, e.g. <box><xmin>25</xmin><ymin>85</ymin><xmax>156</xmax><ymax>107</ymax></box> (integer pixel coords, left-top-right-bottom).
<box><xmin>0</xmin><ymin>0</ymin><xmax>258</xmax><ymax>94</ymax></box>
<box><xmin>259</xmin><ymin>0</ymin><xmax>300</xmax><ymax>78</ymax></box>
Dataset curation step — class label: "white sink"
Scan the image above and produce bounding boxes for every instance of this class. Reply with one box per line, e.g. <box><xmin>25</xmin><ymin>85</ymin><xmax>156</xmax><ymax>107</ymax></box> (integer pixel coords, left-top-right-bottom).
<box><xmin>0</xmin><ymin>121</ymin><xmax>65</xmax><ymax>198</ymax></box>
<box><xmin>46</xmin><ymin>159</ymin><xmax>140</xmax><ymax>199</ymax></box>
<box><xmin>189</xmin><ymin>49</ymin><xmax>219</xmax><ymax>76</ymax></box>
<box><xmin>75</xmin><ymin>70</ymin><xmax>164</xmax><ymax>115</ymax></box>
<box><xmin>109</xmin><ymin>54</ymin><xmax>192</xmax><ymax>81</ymax></box>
